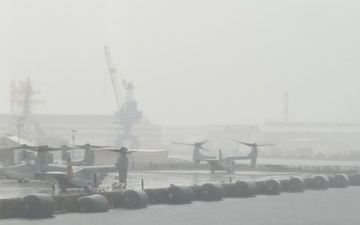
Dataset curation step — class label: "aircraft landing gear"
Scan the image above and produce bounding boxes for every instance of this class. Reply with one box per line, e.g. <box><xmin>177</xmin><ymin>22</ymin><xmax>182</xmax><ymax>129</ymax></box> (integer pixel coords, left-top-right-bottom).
<box><xmin>17</xmin><ymin>179</ymin><xmax>23</xmax><ymax>183</ymax></box>
<box><xmin>211</xmin><ymin>169</ymin><xmax>215</xmax><ymax>174</ymax></box>
<box><xmin>60</xmin><ymin>186</ymin><xmax>67</xmax><ymax>192</ymax></box>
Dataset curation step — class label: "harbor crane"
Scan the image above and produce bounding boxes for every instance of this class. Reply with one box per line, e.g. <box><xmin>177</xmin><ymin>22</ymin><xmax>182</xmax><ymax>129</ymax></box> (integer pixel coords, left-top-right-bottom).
<box><xmin>104</xmin><ymin>46</ymin><xmax>143</xmax><ymax>148</ymax></box>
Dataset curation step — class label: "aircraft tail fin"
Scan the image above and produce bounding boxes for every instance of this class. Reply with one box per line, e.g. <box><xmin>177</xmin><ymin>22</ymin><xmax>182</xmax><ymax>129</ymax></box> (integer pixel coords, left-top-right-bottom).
<box><xmin>218</xmin><ymin>149</ymin><xmax>223</xmax><ymax>160</ymax></box>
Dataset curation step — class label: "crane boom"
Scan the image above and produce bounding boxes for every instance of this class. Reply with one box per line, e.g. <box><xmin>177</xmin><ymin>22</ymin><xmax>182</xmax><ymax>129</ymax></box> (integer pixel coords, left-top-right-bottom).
<box><xmin>104</xmin><ymin>45</ymin><xmax>124</xmax><ymax>110</ymax></box>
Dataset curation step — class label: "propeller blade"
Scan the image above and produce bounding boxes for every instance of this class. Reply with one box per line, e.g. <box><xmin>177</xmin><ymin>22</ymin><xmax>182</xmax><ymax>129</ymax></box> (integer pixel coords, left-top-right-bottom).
<box><xmin>76</xmin><ymin>143</ymin><xmax>112</xmax><ymax>149</ymax></box>
<box><xmin>1</xmin><ymin>145</ymin><xmax>67</xmax><ymax>152</ymax></box>
<box><xmin>97</xmin><ymin>147</ymin><xmax>136</xmax><ymax>154</ymax></box>
<box><xmin>36</xmin><ymin>146</ymin><xmax>65</xmax><ymax>152</ymax></box>
<box><xmin>199</xmin><ymin>146</ymin><xmax>211</xmax><ymax>151</ymax></box>
<box><xmin>0</xmin><ymin>144</ymin><xmax>35</xmax><ymax>150</ymax></box>
<box><xmin>232</xmin><ymin>140</ymin><xmax>254</xmax><ymax>147</ymax></box>
<box><xmin>108</xmin><ymin>149</ymin><xmax>121</xmax><ymax>153</ymax></box>
<box><xmin>126</xmin><ymin>151</ymin><xmax>137</xmax><ymax>154</ymax></box>
<box><xmin>95</xmin><ymin>148</ymin><xmax>119</xmax><ymax>151</ymax></box>
<box><xmin>172</xmin><ymin>142</ymin><xmax>195</xmax><ymax>146</ymax></box>
<box><xmin>197</xmin><ymin>140</ymin><xmax>210</xmax><ymax>146</ymax></box>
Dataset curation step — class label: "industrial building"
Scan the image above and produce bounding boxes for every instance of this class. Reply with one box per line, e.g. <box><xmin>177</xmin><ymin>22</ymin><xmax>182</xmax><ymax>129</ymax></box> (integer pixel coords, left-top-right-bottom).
<box><xmin>2</xmin><ymin>112</ymin><xmax>360</xmax><ymax>164</ymax></box>
<box><xmin>257</xmin><ymin>122</ymin><xmax>360</xmax><ymax>157</ymax></box>
<box><xmin>0</xmin><ymin>114</ymin><xmax>162</xmax><ymax>148</ymax></box>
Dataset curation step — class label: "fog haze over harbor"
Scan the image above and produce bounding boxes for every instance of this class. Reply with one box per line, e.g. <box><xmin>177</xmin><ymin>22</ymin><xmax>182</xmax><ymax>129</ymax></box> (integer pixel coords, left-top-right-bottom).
<box><xmin>1</xmin><ymin>0</ymin><xmax>360</xmax><ymax>126</ymax></box>
<box><xmin>1</xmin><ymin>2</ymin><xmax>360</xmax><ymax>223</ymax></box>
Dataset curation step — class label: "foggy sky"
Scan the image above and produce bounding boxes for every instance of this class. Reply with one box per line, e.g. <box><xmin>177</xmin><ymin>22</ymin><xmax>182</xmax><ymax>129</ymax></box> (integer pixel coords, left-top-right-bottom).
<box><xmin>1</xmin><ymin>0</ymin><xmax>360</xmax><ymax>126</ymax></box>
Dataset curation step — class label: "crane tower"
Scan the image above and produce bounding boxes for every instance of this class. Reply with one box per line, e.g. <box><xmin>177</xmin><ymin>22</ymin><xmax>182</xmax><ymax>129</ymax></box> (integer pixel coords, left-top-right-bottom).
<box><xmin>10</xmin><ymin>78</ymin><xmax>44</xmax><ymax>143</ymax></box>
<box><xmin>104</xmin><ymin>46</ymin><xmax>143</xmax><ymax>148</ymax></box>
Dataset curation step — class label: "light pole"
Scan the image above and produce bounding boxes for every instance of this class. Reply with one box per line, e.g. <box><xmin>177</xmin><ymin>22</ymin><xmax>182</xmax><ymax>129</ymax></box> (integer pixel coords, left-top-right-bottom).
<box><xmin>71</xmin><ymin>130</ymin><xmax>77</xmax><ymax>160</ymax></box>
<box><xmin>113</xmin><ymin>121</ymin><xmax>122</xmax><ymax>149</ymax></box>
<box><xmin>13</xmin><ymin>117</ymin><xmax>24</xmax><ymax>146</ymax></box>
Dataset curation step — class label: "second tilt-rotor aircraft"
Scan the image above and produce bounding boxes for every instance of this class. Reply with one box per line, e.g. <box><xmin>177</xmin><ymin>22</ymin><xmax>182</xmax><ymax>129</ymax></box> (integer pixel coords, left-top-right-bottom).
<box><xmin>173</xmin><ymin>140</ymin><xmax>274</xmax><ymax>173</ymax></box>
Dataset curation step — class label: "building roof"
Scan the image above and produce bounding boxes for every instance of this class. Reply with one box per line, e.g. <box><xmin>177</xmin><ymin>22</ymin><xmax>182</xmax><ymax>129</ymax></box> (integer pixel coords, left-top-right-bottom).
<box><xmin>0</xmin><ymin>135</ymin><xmax>34</xmax><ymax>148</ymax></box>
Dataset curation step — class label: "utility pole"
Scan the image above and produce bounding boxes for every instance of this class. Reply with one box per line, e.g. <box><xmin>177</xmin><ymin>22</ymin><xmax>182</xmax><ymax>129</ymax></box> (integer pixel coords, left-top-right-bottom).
<box><xmin>13</xmin><ymin>117</ymin><xmax>24</xmax><ymax>146</ymax></box>
<box><xmin>113</xmin><ymin>121</ymin><xmax>122</xmax><ymax>149</ymax></box>
<box><xmin>71</xmin><ymin>130</ymin><xmax>77</xmax><ymax>160</ymax></box>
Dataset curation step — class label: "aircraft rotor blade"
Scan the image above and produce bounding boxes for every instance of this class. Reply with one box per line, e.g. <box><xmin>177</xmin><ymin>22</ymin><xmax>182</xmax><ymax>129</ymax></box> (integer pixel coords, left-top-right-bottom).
<box><xmin>36</xmin><ymin>147</ymin><xmax>65</xmax><ymax>152</ymax></box>
<box><xmin>97</xmin><ymin>147</ymin><xmax>136</xmax><ymax>154</ymax></box>
<box><xmin>1</xmin><ymin>145</ymin><xmax>66</xmax><ymax>152</ymax></box>
<box><xmin>197</xmin><ymin>140</ymin><xmax>210</xmax><ymax>146</ymax></box>
<box><xmin>199</xmin><ymin>146</ymin><xmax>211</xmax><ymax>151</ymax></box>
<box><xmin>125</xmin><ymin>151</ymin><xmax>137</xmax><ymax>154</ymax></box>
<box><xmin>108</xmin><ymin>149</ymin><xmax>121</xmax><ymax>153</ymax></box>
<box><xmin>76</xmin><ymin>143</ymin><xmax>112</xmax><ymax>149</ymax></box>
<box><xmin>0</xmin><ymin>144</ymin><xmax>35</xmax><ymax>150</ymax></box>
<box><xmin>172</xmin><ymin>142</ymin><xmax>195</xmax><ymax>146</ymax></box>
<box><xmin>232</xmin><ymin>140</ymin><xmax>254</xmax><ymax>147</ymax></box>
<box><xmin>95</xmin><ymin>148</ymin><xmax>119</xmax><ymax>152</ymax></box>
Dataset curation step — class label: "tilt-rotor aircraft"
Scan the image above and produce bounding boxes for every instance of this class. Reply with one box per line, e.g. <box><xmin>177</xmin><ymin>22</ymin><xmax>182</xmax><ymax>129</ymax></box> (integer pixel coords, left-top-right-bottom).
<box><xmin>52</xmin><ymin>147</ymin><xmax>133</xmax><ymax>191</ymax></box>
<box><xmin>173</xmin><ymin>140</ymin><xmax>274</xmax><ymax>173</ymax></box>
<box><xmin>0</xmin><ymin>145</ymin><xmax>69</xmax><ymax>182</ymax></box>
<box><xmin>47</xmin><ymin>159</ymin><xmax>117</xmax><ymax>192</ymax></box>
<box><xmin>204</xmin><ymin>149</ymin><xmax>251</xmax><ymax>174</ymax></box>
<box><xmin>0</xmin><ymin>145</ymin><xmax>117</xmax><ymax>191</ymax></box>
<box><xmin>173</xmin><ymin>140</ymin><xmax>248</xmax><ymax>173</ymax></box>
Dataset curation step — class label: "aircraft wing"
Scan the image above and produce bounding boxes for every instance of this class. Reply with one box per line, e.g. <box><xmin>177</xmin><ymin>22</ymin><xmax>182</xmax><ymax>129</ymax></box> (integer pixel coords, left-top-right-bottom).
<box><xmin>99</xmin><ymin>148</ymin><xmax>167</xmax><ymax>153</ymax></box>
<box><xmin>33</xmin><ymin>171</ymin><xmax>66</xmax><ymax>181</ymax></box>
<box><xmin>81</xmin><ymin>165</ymin><xmax>117</xmax><ymax>174</ymax></box>
<box><xmin>38</xmin><ymin>172</ymin><xmax>75</xmax><ymax>189</ymax></box>
<box><xmin>198</xmin><ymin>155</ymin><xmax>217</xmax><ymax>160</ymax></box>
<box><xmin>202</xmin><ymin>159</ymin><xmax>218</xmax><ymax>162</ymax></box>
<box><xmin>40</xmin><ymin>171</ymin><xmax>67</xmax><ymax>175</ymax></box>
<box><xmin>224</xmin><ymin>156</ymin><xmax>250</xmax><ymax>161</ymax></box>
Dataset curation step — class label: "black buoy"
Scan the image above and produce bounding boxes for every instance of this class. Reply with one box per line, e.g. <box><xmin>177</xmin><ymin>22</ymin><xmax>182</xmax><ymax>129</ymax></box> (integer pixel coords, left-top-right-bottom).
<box><xmin>78</xmin><ymin>194</ymin><xmax>109</xmax><ymax>213</ymax></box>
<box><xmin>20</xmin><ymin>194</ymin><xmax>55</xmax><ymax>218</ymax></box>
<box><xmin>166</xmin><ymin>186</ymin><xmax>193</xmax><ymax>204</ymax></box>
<box><xmin>226</xmin><ymin>181</ymin><xmax>257</xmax><ymax>197</ymax></box>
<box><xmin>287</xmin><ymin>177</ymin><xmax>305</xmax><ymax>192</ymax></box>
<box><xmin>121</xmin><ymin>190</ymin><xmax>149</xmax><ymax>209</ymax></box>
<box><xmin>190</xmin><ymin>185</ymin><xmax>202</xmax><ymax>201</ymax></box>
<box><xmin>330</xmin><ymin>174</ymin><xmax>349</xmax><ymax>188</ymax></box>
<box><xmin>144</xmin><ymin>188</ymin><xmax>168</xmax><ymax>204</ymax></box>
<box><xmin>303</xmin><ymin>177</ymin><xmax>313</xmax><ymax>189</ymax></box>
<box><xmin>349</xmin><ymin>173</ymin><xmax>360</xmax><ymax>186</ymax></box>
<box><xmin>312</xmin><ymin>175</ymin><xmax>329</xmax><ymax>190</ymax></box>
<box><xmin>200</xmin><ymin>183</ymin><xmax>224</xmax><ymax>201</ymax></box>
<box><xmin>264</xmin><ymin>179</ymin><xmax>281</xmax><ymax>195</ymax></box>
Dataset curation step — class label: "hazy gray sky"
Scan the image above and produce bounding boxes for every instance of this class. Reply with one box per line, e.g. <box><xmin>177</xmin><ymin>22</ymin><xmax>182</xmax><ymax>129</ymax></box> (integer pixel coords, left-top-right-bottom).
<box><xmin>1</xmin><ymin>0</ymin><xmax>360</xmax><ymax>126</ymax></box>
